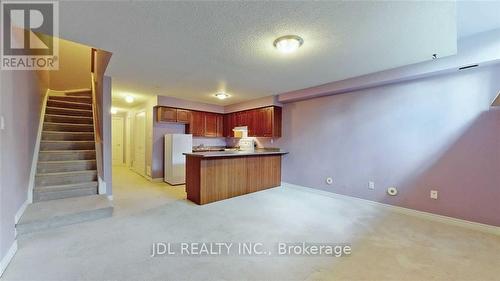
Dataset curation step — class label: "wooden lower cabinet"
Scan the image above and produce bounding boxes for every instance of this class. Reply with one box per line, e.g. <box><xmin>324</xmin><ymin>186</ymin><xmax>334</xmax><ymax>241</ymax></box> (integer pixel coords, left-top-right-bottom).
<box><xmin>186</xmin><ymin>154</ymin><xmax>283</xmax><ymax>205</ymax></box>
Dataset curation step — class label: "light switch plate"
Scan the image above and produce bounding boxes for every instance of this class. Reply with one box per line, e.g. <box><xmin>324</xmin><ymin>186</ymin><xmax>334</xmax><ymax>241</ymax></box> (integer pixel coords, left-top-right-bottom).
<box><xmin>0</xmin><ymin>115</ymin><xmax>4</xmax><ymax>130</ymax></box>
<box><xmin>368</xmin><ymin>181</ymin><xmax>375</xmax><ymax>190</ymax></box>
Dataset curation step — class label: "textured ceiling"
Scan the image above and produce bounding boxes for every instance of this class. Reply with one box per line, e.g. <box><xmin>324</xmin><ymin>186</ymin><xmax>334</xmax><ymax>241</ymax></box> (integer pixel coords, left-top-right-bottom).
<box><xmin>59</xmin><ymin>1</ymin><xmax>457</xmax><ymax>106</ymax></box>
<box><xmin>457</xmin><ymin>1</ymin><xmax>500</xmax><ymax>38</ymax></box>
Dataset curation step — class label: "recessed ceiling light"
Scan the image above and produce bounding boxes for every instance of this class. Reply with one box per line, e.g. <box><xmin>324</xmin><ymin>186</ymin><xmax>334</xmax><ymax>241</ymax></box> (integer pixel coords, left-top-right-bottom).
<box><xmin>273</xmin><ymin>35</ymin><xmax>304</xmax><ymax>54</ymax></box>
<box><xmin>110</xmin><ymin>107</ymin><xmax>118</xmax><ymax>114</ymax></box>
<box><xmin>214</xmin><ymin>92</ymin><xmax>230</xmax><ymax>100</ymax></box>
<box><xmin>125</xmin><ymin>95</ymin><xmax>134</xmax><ymax>103</ymax></box>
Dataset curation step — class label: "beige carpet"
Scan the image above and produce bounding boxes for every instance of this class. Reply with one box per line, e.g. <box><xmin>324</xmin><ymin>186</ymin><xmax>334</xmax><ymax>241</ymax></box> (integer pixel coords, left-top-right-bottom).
<box><xmin>2</xmin><ymin>166</ymin><xmax>499</xmax><ymax>280</ymax></box>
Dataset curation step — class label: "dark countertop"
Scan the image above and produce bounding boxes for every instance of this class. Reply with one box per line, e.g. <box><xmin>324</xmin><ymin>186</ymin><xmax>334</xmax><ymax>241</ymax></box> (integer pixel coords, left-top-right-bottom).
<box><xmin>184</xmin><ymin>149</ymin><xmax>288</xmax><ymax>158</ymax></box>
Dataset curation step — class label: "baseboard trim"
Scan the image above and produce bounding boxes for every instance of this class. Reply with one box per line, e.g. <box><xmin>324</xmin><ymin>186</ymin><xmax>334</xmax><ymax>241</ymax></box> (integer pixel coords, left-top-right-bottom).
<box><xmin>151</xmin><ymin>177</ymin><xmax>164</xmax><ymax>183</ymax></box>
<box><xmin>14</xmin><ymin>199</ymin><xmax>29</xmax><ymax>224</ymax></box>
<box><xmin>283</xmin><ymin>182</ymin><xmax>500</xmax><ymax>236</ymax></box>
<box><xmin>0</xmin><ymin>240</ymin><xmax>17</xmax><ymax>277</ymax></box>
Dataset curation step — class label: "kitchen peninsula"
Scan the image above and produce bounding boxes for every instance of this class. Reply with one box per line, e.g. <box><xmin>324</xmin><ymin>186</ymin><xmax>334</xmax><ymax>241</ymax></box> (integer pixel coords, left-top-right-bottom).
<box><xmin>184</xmin><ymin>150</ymin><xmax>288</xmax><ymax>205</ymax></box>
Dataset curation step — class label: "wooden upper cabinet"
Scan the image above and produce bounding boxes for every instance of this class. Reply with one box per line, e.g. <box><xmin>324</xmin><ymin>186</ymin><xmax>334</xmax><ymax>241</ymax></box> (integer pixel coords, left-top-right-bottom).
<box><xmin>223</xmin><ymin>113</ymin><xmax>235</xmax><ymax>137</ymax></box>
<box><xmin>176</xmin><ymin>109</ymin><xmax>191</xmax><ymax>123</ymax></box>
<box><xmin>216</xmin><ymin>114</ymin><xmax>224</xmax><ymax>137</ymax></box>
<box><xmin>188</xmin><ymin>111</ymin><xmax>205</xmax><ymax>137</ymax></box>
<box><xmin>261</xmin><ymin>107</ymin><xmax>274</xmax><ymax>137</ymax></box>
<box><xmin>157</xmin><ymin>107</ymin><xmax>177</xmax><ymax>122</ymax></box>
<box><xmin>223</xmin><ymin>106</ymin><xmax>282</xmax><ymax>138</ymax></box>
<box><xmin>204</xmin><ymin>112</ymin><xmax>218</xmax><ymax>137</ymax></box>
<box><xmin>157</xmin><ymin>105</ymin><xmax>281</xmax><ymax>138</ymax></box>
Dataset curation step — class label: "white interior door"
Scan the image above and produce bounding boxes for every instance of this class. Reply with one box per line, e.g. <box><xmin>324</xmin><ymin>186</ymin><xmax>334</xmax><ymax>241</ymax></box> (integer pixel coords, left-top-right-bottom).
<box><xmin>112</xmin><ymin>116</ymin><xmax>124</xmax><ymax>166</ymax></box>
<box><xmin>133</xmin><ymin>112</ymin><xmax>146</xmax><ymax>176</ymax></box>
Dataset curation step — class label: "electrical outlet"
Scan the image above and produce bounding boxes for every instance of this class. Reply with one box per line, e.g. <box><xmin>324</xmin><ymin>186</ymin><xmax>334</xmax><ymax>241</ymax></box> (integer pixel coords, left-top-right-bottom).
<box><xmin>368</xmin><ymin>181</ymin><xmax>375</xmax><ymax>190</ymax></box>
<box><xmin>430</xmin><ymin>190</ymin><xmax>438</xmax><ymax>199</ymax></box>
<box><xmin>326</xmin><ymin>177</ymin><xmax>333</xmax><ymax>185</ymax></box>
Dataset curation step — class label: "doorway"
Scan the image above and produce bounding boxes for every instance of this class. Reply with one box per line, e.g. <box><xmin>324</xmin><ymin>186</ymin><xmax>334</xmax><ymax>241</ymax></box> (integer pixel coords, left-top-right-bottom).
<box><xmin>112</xmin><ymin>116</ymin><xmax>124</xmax><ymax>166</ymax></box>
<box><xmin>133</xmin><ymin>111</ymin><xmax>146</xmax><ymax>176</ymax></box>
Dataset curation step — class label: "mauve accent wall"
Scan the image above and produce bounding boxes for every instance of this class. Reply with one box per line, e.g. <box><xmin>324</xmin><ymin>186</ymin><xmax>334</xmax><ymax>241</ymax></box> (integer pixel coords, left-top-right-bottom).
<box><xmin>0</xmin><ymin>70</ymin><xmax>43</xmax><ymax>264</ymax></box>
<box><xmin>275</xmin><ymin>64</ymin><xmax>500</xmax><ymax>226</ymax></box>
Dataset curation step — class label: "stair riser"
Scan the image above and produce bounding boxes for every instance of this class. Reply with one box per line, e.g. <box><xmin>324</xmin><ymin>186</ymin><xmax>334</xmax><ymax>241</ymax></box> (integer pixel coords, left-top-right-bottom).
<box><xmin>44</xmin><ymin>123</ymin><xmax>94</xmax><ymax>132</ymax></box>
<box><xmin>45</xmin><ymin>107</ymin><xmax>92</xmax><ymax>117</ymax></box>
<box><xmin>39</xmin><ymin>151</ymin><xmax>96</xmax><ymax>161</ymax></box>
<box><xmin>42</xmin><ymin>132</ymin><xmax>94</xmax><ymax>141</ymax></box>
<box><xmin>17</xmin><ymin>205</ymin><xmax>111</xmax><ymax>234</ymax></box>
<box><xmin>40</xmin><ymin>141</ymin><xmax>95</xmax><ymax>151</ymax></box>
<box><xmin>47</xmin><ymin>100</ymin><xmax>92</xmax><ymax>110</ymax></box>
<box><xmin>44</xmin><ymin>115</ymin><xmax>93</xmax><ymax>125</ymax></box>
<box><xmin>49</xmin><ymin>96</ymin><xmax>92</xmax><ymax>104</ymax></box>
<box><xmin>37</xmin><ymin>161</ymin><xmax>97</xmax><ymax>173</ymax></box>
<box><xmin>33</xmin><ymin>186</ymin><xmax>98</xmax><ymax>202</ymax></box>
<box><xmin>36</xmin><ymin>172</ymin><xmax>98</xmax><ymax>187</ymax></box>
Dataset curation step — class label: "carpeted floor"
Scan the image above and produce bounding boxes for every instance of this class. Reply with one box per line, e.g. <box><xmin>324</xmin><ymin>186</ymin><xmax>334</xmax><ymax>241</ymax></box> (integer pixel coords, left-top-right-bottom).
<box><xmin>2</xmin><ymin>166</ymin><xmax>499</xmax><ymax>280</ymax></box>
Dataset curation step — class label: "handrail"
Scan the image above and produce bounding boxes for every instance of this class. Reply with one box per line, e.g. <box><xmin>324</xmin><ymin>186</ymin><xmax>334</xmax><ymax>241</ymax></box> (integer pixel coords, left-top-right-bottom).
<box><xmin>91</xmin><ymin>71</ymin><xmax>104</xmax><ymax>181</ymax></box>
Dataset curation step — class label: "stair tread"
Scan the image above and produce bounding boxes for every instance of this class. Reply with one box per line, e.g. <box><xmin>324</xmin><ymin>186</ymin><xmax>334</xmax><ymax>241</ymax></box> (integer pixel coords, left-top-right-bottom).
<box><xmin>46</xmin><ymin>106</ymin><xmax>92</xmax><ymax>112</ymax></box>
<box><xmin>43</xmin><ymin>131</ymin><xmax>94</xmax><ymax>134</ymax></box>
<box><xmin>36</xmin><ymin>170</ymin><xmax>97</xmax><ymax>177</ymax></box>
<box><xmin>34</xmin><ymin>181</ymin><xmax>98</xmax><ymax>190</ymax></box>
<box><xmin>17</xmin><ymin>194</ymin><xmax>110</xmax><ymax>225</ymax></box>
<box><xmin>44</xmin><ymin>122</ymin><xmax>93</xmax><ymax>126</ymax></box>
<box><xmin>41</xmin><ymin>140</ymin><xmax>95</xmax><ymax>143</ymax></box>
<box><xmin>39</xmin><ymin>159</ymin><xmax>97</xmax><ymax>164</ymax></box>
<box><xmin>40</xmin><ymin>149</ymin><xmax>95</xmax><ymax>152</ymax></box>
<box><xmin>45</xmin><ymin>114</ymin><xmax>93</xmax><ymax>120</ymax></box>
<box><xmin>47</xmin><ymin>100</ymin><xmax>92</xmax><ymax>106</ymax></box>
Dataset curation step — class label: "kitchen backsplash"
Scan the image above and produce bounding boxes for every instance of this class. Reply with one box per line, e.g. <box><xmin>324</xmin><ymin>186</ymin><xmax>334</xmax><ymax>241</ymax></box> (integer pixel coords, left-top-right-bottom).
<box><xmin>192</xmin><ymin>137</ymin><xmax>226</xmax><ymax>147</ymax></box>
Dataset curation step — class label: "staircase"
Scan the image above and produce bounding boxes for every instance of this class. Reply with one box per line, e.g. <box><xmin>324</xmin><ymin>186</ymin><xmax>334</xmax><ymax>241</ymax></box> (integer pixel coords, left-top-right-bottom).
<box><xmin>34</xmin><ymin>90</ymin><xmax>99</xmax><ymax>202</ymax></box>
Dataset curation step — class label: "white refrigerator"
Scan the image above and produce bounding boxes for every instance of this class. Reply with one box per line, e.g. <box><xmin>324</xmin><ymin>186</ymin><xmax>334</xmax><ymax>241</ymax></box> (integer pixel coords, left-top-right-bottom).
<box><xmin>164</xmin><ymin>134</ymin><xmax>192</xmax><ymax>185</ymax></box>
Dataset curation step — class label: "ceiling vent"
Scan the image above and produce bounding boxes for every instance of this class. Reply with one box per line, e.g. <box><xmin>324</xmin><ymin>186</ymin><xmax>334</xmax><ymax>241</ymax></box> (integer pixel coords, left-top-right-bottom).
<box><xmin>458</xmin><ymin>64</ymin><xmax>479</xmax><ymax>71</ymax></box>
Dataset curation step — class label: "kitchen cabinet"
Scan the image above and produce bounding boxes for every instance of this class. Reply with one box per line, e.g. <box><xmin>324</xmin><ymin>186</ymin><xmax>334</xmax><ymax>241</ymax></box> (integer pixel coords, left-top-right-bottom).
<box><xmin>156</xmin><ymin>105</ymin><xmax>281</xmax><ymax>138</ymax></box>
<box><xmin>204</xmin><ymin>112</ymin><xmax>218</xmax><ymax>137</ymax></box>
<box><xmin>157</xmin><ymin>107</ymin><xmax>177</xmax><ymax>122</ymax></box>
<box><xmin>188</xmin><ymin>111</ymin><xmax>205</xmax><ymax>137</ymax></box>
<box><xmin>216</xmin><ymin>114</ymin><xmax>224</xmax><ymax>137</ymax></box>
<box><xmin>223</xmin><ymin>113</ymin><xmax>236</xmax><ymax>137</ymax></box>
<box><xmin>223</xmin><ymin>106</ymin><xmax>281</xmax><ymax>138</ymax></box>
<box><xmin>176</xmin><ymin>109</ymin><xmax>191</xmax><ymax>123</ymax></box>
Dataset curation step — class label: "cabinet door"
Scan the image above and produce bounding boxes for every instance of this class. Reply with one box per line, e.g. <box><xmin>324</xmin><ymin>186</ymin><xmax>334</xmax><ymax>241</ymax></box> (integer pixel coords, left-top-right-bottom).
<box><xmin>261</xmin><ymin>107</ymin><xmax>274</xmax><ymax>137</ymax></box>
<box><xmin>247</xmin><ymin>109</ymin><xmax>258</xmax><ymax>137</ymax></box>
<box><xmin>176</xmin><ymin>109</ymin><xmax>191</xmax><ymax>123</ymax></box>
<box><xmin>216</xmin><ymin>114</ymin><xmax>224</xmax><ymax>137</ymax></box>
<box><xmin>189</xmin><ymin>111</ymin><xmax>205</xmax><ymax>136</ymax></box>
<box><xmin>223</xmin><ymin>113</ymin><xmax>235</xmax><ymax>137</ymax></box>
<box><xmin>157</xmin><ymin>107</ymin><xmax>176</xmax><ymax>122</ymax></box>
<box><xmin>204</xmin><ymin>112</ymin><xmax>218</xmax><ymax>137</ymax></box>
<box><xmin>236</xmin><ymin>111</ymin><xmax>248</xmax><ymax>127</ymax></box>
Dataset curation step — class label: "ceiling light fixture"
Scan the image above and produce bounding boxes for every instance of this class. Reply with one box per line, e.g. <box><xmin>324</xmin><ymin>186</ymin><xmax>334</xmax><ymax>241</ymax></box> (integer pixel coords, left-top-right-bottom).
<box><xmin>214</xmin><ymin>92</ymin><xmax>230</xmax><ymax>100</ymax></box>
<box><xmin>273</xmin><ymin>35</ymin><xmax>304</xmax><ymax>54</ymax></box>
<box><xmin>125</xmin><ymin>95</ymin><xmax>134</xmax><ymax>103</ymax></box>
<box><xmin>111</xmin><ymin>107</ymin><xmax>118</xmax><ymax>114</ymax></box>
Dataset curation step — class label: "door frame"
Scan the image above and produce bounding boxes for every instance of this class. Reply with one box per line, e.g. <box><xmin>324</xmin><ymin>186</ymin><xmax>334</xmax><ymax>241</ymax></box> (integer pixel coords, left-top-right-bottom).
<box><xmin>132</xmin><ymin>111</ymin><xmax>147</xmax><ymax>176</ymax></box>
<box><xmin>111</xmin><ymin>116</ymin><xmax>125</xmax><ymax>166</ymax></box>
